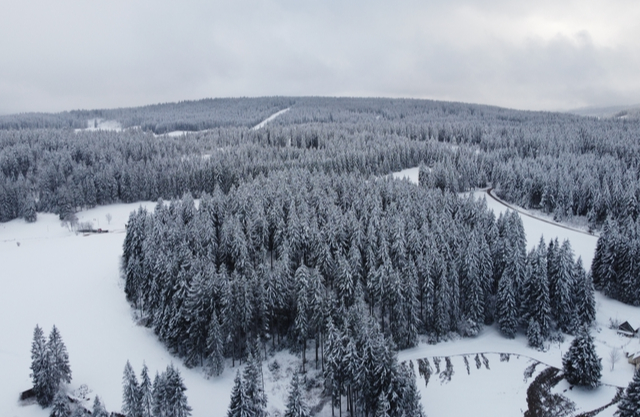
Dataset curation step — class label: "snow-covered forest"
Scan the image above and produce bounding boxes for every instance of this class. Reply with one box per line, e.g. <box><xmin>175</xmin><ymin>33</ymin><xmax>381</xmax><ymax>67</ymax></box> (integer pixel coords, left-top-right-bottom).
<box><xmin>2</xmin><ymin>97</ymin><xmax>640</xmax><ymax>416</ymax></box>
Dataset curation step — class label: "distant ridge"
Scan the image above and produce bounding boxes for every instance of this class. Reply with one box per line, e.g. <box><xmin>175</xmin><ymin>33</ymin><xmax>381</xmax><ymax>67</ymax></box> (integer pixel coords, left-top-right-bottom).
<box><xmin>567</xmin><ymin>104</ymin><xmax>640</xmax><ymax>119</ymax></box>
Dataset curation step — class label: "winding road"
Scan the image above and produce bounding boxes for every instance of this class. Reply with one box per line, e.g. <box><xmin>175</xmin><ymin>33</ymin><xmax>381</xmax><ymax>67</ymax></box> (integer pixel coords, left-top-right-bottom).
<box><xmin>485</xmin><ymin>188</ymin><xmax>598</xmax><ymax>237</ymax></box>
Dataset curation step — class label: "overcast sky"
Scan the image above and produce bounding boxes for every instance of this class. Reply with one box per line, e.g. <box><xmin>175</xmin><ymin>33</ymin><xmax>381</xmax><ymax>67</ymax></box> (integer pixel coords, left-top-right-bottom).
<box><xmin>1</xmin><ymin>0</ymin><xmax>639</xmax><ymax>114</ymax></box>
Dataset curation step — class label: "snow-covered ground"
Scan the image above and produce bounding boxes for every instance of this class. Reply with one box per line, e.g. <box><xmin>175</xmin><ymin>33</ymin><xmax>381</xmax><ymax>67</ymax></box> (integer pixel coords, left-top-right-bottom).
<box><xmin>391</xmin><ymin>166</ymin><xmax>420</xmax><ymax>184</ymax></box>
<box><xmin>0</xmin><ymin>204</ymin><xmax>239</xmax><ymax>417</ymax></box>
<box><xmin>1</xmin><ymin>167</ymin><xmax>639</xmax><ymax>417</ymax></box>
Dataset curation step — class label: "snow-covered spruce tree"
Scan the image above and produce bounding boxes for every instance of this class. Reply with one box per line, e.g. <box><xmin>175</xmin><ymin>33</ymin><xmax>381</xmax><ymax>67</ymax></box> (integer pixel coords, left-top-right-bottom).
<box><xmin>323</xmin><ymin>317</ymin><xmax>344</xmax><ymax>417</ymax></box>
<box><xmin>433</xmin><ymin>263</ymin><xmax>451</xmax><ymax>340</ymax></box>
<box><xmin>204</xmin><ymin>309</ymin><xmax>225</xmax><ymax>378</ymax></box>
<box><xmin>522</xmin><ymin>240</ymin><xmax>551</xmax><ymax>339</ymax></box>
<box><xmin>616</xmin><ymin>367</ymin><xmax>640</xmax><ymax>417</ymax></box>
<box><xmin>460</xmin><ymin>232</ymin><xmax>484</xmax><ymax>333</ymax></box>
<box><xmin>294</xmin><ymin>264</ymin><xmax>310</xmax><ymax>372</ymax></box>
<box><xmin>546</xmin><ymin>238</ymin><xmax>559</xmax><ymax>301</ymax></box>
<box><xmin>552</xmin><ymin>240</ymin><xmax>577</xmax><ymax>333</ymax></box>
<box><xmin>283</xmin><ymin>371</ymin><xmax>310</xmax><ymax>417</ymax></box>
<box><xmin>139</xmin><ymin>363</ymin><xmax>153</xmax><ymax>417</ymax></box>
<box><xmin>48</xmin><ymin>326</ymin><xmax>72</xmax><ymax>392</ymax></box>
<box><xmin>227</xmin><ymin>371</ymin><xmax>252</xmax><ymax>417</ymax></box>
<box><xmin>183</xmin><ymin>268</ymin><xmax>214</xmax><ymax>369</ymax></box>
<box><xmin>122</xmin><ymin>361</ymin><xmax>141</xmax><ymax>417</ymax></box>
<box><xmin>163</xmin><ymin>364</ymin><xmax>191</xmax><ymax>417</ymax></box>
<box><xmin>242</xmin><ymin>352</ymin><xmax>267</xmax><ymax>417</ymax></box>
<box><xmin>562</xmin><ymin>327</ymin><xmax>602</xmax><ymax>388</ymax></box>
<box><xmin>573</xmin><ymin>258</ymin><xmax>596</xmax><ymax>327</ymax></box>
<box><xmin>22</xmin><ymin>196</ymin><xmax>37</xmax><ymax>223</ymax></box>
<box><xmin>527</xmin><ymin>319</ymin><xmax>544</xmax><ymax>350</ymax></box>
<box><xmin>497</xmin><ymin>243</ymin><xmax>519</xmax><ymax>339</ymax></box>
<box><xmin>50</xmin><ymin>391</ymin><xmax>71</xmax><ymax>417</ymax></box>
<box><xmin>123</xmin><ymin>207</ymin><xmax>149</xmax><ymax>308</ymax></box>
<box><xmin>374</xmin><ymin>392</ymin><xmax>390</xmax><ymax>417</ymax></box>
<box><xmin>390</xmin><ymin>361</ymin><xmax>425</xmax><ymax>417</ymax></box>
<box><xmin>92</xmin><ymin>396</ymin><xmax>109</xmax><ymax>417</ymax></box>
<box><xmin>31</xmin><ymin>324</ymin><xmax>54</xmax><ymax>406</ymax></box>
<box><xmin>152</xmin><ymin>372</ymin><xmax>166</xmax><ymax>417</ymax></box>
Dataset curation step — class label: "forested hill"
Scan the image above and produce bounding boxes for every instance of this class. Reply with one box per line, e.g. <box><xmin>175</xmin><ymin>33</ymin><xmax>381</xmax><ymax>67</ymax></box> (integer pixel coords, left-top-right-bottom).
<box><xmin>1</xmin><ymin>97</ymin><xmax>640</xmax><ymax>234</ymax></box>
<box><xmin>0</xmin><ymin>97</ymin><xmax>294</xmax><ymax>132</ymax></box>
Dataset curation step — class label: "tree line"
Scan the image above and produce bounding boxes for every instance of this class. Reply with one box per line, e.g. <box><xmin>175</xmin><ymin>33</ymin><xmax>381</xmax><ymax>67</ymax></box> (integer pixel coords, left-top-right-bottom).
<box><xmin>3</xmin><ymin>96</ymin><xmax>640</xmax><ymax>232</ymax></box>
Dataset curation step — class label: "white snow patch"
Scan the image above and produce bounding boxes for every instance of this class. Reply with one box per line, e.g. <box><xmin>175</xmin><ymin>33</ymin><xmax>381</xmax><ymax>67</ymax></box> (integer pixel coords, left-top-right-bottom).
<box><xmin>251</xmin><ymin>108</ymin><xmax>290</xmax><ymax>130</ymax></box>
<box><xmin>75</xmin><ymin>119</ymin><xmax>122</xmax><ymax>133</ymax></box>
<box><xmin>391</xmin><ymin>167</ymin><xmax>420</xmax><ymax>184</ymax></box>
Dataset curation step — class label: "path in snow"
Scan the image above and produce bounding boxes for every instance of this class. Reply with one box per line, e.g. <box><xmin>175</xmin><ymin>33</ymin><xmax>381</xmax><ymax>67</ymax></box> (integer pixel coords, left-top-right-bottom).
<box><xmin>486</xmin><ymin>188</ymin><xmax>597</xmax><ymax>237</ymax></box>
<box><xmin>251</xmin><ymin>108</ymin><xmax>290</xmax><ymax>130</ymax></box>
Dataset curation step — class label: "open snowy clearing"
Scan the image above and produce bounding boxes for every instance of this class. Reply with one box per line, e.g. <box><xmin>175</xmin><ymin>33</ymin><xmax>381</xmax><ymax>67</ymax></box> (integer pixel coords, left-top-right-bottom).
<box><xmin>74</xmin><ymin>119</ymin><xmax>123</xmax><ymax>133</ymax></box>
<box><xmin>1</xmin><ymin>167</ymin><xmax>639</xmax><ymax>417</ymax></box>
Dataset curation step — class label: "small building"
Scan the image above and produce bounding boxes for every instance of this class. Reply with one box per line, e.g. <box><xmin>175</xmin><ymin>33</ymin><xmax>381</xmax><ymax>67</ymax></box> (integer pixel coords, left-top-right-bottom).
<box><xmin>617</xmin><ymin>321</ymin><xmax>638</xmax><ymax>338</ymax></box>
<box><xmin>627</xmin><ymin>351</ymin><xmax>640</xmax><ymax>370</ymax></box>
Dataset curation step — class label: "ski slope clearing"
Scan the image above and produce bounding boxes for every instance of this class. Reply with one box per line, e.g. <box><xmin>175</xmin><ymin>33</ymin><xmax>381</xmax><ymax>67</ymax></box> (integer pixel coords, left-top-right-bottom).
<box><xmin>1</xmin><ymin>169</ymin><xmax>640</xmax><ymax>417</ymax></box>
<box><xmin>74</xmin><ymin>119</ymin><xmax>122</xmax><ymax>132</ymax></box>
<box><xmin>251</xmin><ymin>108</ymin><xmax>290</xmax><ymax>130</ymax></box>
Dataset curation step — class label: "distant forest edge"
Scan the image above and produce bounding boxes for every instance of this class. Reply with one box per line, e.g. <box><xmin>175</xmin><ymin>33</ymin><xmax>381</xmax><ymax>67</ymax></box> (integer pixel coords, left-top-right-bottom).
<box><xmin>0</xmin><ymin>97</ymin><xmax>295</xmax><ymax>132</ymax></box>
<box><xmin>2</xmin><ymin>97</ymin><xmax>640</xmax><ymax>229</ymax></box>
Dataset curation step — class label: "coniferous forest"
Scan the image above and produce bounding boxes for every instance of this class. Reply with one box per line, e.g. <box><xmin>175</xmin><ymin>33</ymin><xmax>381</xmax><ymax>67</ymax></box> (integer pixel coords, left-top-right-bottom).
<box><xmin>3</xmin><ymin>97</ymin><xmax>640</xmax><ymax>415</ymax></box>
<box><xmin>2</xmin><ymin>97</ymin><xmax>637</xmax><ymax>306</ymax></box>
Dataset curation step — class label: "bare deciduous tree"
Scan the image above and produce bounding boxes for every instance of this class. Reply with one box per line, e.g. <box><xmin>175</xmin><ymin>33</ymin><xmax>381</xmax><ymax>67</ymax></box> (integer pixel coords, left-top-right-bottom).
<box><xmin>609</xmin><ymin>347</ymin><xmax>621</xmax><ymax>371</ymax></box>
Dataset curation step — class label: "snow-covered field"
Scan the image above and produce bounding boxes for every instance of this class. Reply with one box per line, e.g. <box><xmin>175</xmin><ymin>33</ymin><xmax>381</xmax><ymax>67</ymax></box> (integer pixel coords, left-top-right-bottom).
<box><xmin>1</xmin><ymin>167</ymin><xmax>639</xmax><ymax>417</ymax></box>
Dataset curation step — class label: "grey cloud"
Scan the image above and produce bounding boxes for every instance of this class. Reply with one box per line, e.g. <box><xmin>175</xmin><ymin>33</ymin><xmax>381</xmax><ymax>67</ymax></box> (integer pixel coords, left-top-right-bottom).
<box><xmin>1</xmin><ymin>0</ymin><xmax>639</xmax><ymax>113</ymax></box>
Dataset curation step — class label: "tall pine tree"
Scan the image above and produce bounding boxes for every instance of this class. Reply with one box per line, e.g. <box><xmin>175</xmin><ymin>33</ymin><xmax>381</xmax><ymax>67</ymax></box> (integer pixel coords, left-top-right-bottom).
<box><xmin>31</xmin><ymin>325</ymin><xmax>54</xmax><ymax>406</ymax></box>
<box><xmin>122</xmin><ymin>361</ymin><xmax>141</xmax><ymax>417</ymax></box>
<box><xmin>227</xmin><ymin>371</ymin><xmax>253</xmax><ymax>417</ymax></box>
<box><xmin>48</xmin><ymin>326</ymin><xmax>72</xmax><ymax>391</ymax></box>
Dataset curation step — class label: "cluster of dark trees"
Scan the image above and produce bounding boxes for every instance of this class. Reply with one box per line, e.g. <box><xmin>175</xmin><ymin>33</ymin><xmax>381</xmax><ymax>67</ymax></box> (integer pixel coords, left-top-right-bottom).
<box><xmin>322</xmin><ymin>302</ymin><xmax>424</xmax><ymax>417</ymax></box>
<box><xmin>512</xmin><ymin>236</ymin><xmax>596</xmax><ymax>350</ymax></box>
<box><xmin>226</xmin><ymin>349</ymin><xmax>267</xmax><ymax>417</ymax></box>
<box><xmin>591</xmin><ymin>217</ymin><xmax>640</xmax><ymax>305</ymax></box>
<box><xmin>30</xmin><ymin>325</ymin><xmax>72</xmax><ymax>407</ymax></box>
<box><xmin>120</xmin><ymin>167</ymin><xmax>597</xmax><ymax>410</ymax></box>
<box><xmin>122</xmin><ymin>361</ymin><xmax>191</xmax><ymax>417</ymax></box>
